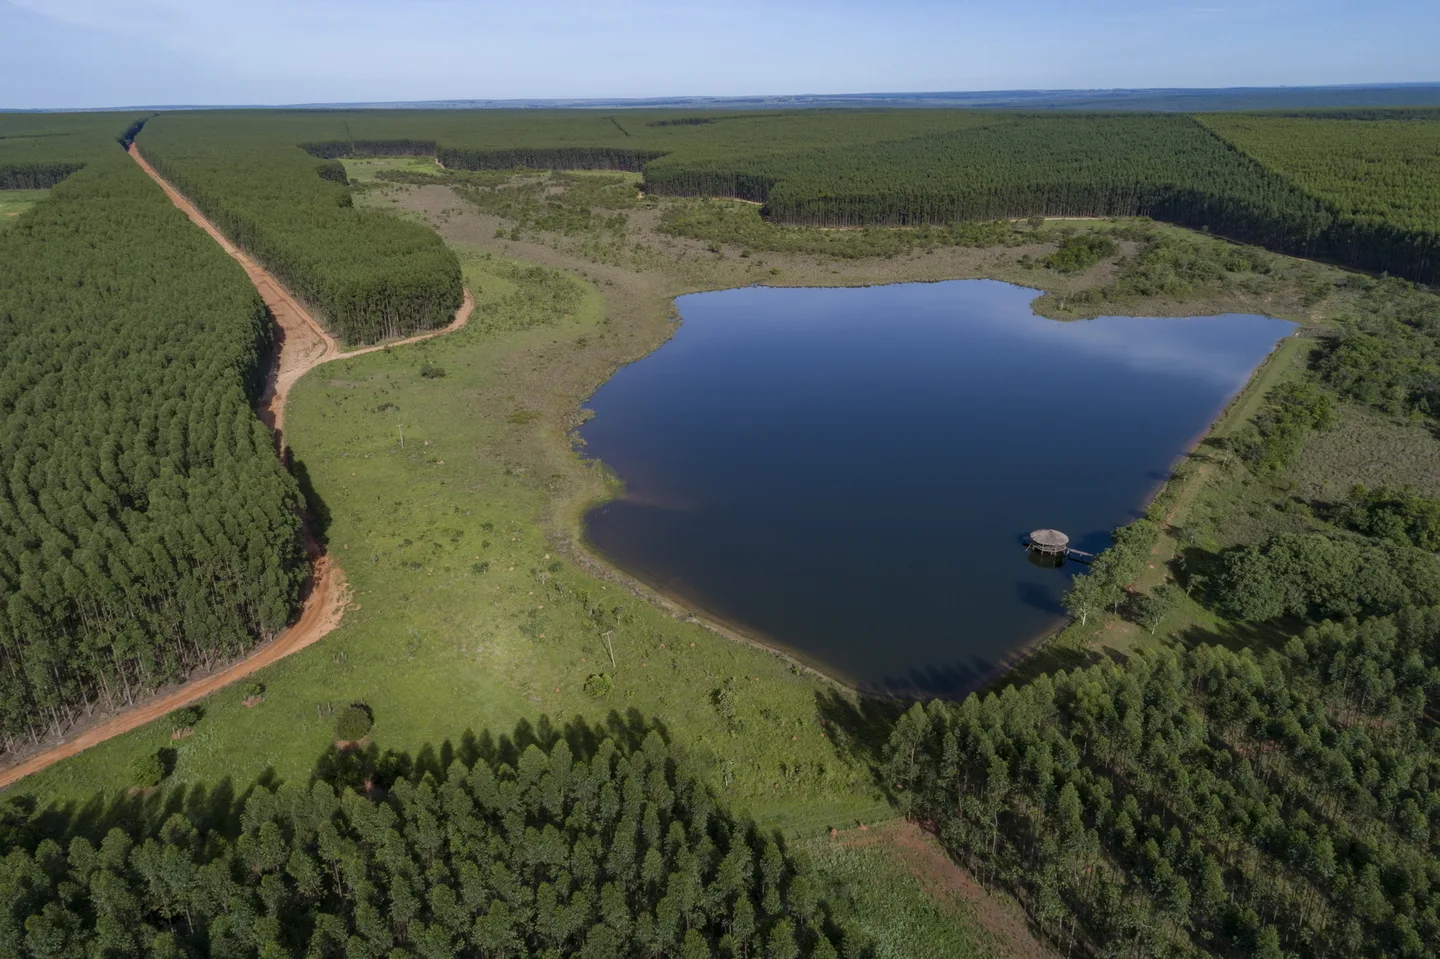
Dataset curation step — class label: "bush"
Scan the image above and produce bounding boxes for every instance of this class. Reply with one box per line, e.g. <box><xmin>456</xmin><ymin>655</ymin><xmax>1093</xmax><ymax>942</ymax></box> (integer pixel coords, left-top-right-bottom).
<box><xmin>1215</xmin><ymin>532</ymin><xmax>1440</xmax><ymax>621</ymax></box>
<box><xmin>241</xmin><ymin>680</ymin><xmax>265</xmax><ymax>699</ymax></box>
<box><xmin>1337</xmin><ymin>485</ymin><xmax>1440</xmax><ymax>550</ymax></box>
<box><xmin>419</xmin><ymin>362</ymin><xmax>446</xmax><ymax>379</ymax></box>
<box><xmin>1046</xmin><ymin>234</ymin><xmax>1117</xmax><ymax>273</ymax></box>
<box><xmin>583</xmin><ymin>673</ymin><xmax>614</xmax><ymax>699</ymax></box>
<box><xmin>167</xmin><ymin>706</ymin><xmax>201</xmax><ymax>731</ymax></box>
<box><xmin>127</xmin><ymin>752</ymin><xmax>166</xmax><ymax>789</ymax></box>
<box><xmin>1228</xmin><ymin>381</ymin><xmax>1334</xmax><ymax>473</ymax></box>
<box><xmin>334</xmin><ymin>704</ymin><xmax>373</xmax><ymax>742</ymax></box>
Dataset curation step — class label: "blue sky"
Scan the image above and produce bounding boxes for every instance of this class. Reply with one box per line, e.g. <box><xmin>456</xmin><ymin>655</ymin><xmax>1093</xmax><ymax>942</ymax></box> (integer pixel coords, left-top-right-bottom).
<box><xmin>2</xmin><ymin>0</ymin><xmax>1436</xmax><ymax>109</ymax></box>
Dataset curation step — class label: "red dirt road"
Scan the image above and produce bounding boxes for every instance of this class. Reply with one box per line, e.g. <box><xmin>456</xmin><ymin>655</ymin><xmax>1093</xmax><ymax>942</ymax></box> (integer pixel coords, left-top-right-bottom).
<box><xmin>0</xmin><ymin>148</ymin><xmax>472</xmax><ymax>791</ymax></box>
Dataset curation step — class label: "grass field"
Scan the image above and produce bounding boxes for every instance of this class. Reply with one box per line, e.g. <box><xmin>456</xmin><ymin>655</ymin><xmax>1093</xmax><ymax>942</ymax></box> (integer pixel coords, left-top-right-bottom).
<box><xmin>797</xmin><ymin>824</ymin><xmax>1050</xmax><ymax>958</ymax></box>
<box><xmin>342</xmin><ymin>155</ymin><xmax>442</xmax><ymax>183</ymax></box>
<box><xmin>0</xmin><ymin>188</ymin><xmax>46</xmax><ymax>225</ymax></box>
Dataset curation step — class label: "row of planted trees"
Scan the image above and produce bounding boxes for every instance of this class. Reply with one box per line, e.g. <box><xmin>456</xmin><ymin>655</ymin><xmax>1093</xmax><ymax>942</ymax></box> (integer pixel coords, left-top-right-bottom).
<box><xmin>162</xmin><ymin>110</ymin><xmax>1440</xmax><ymax>283</ymax></box>
<box><xmin>137</xmin><ymin>117</ymin><xmax>463</xmax><ymax>346</ymax></box>
<box><xmin>0</xmin><ymin>117</ymin><xmax>307</xmax><ymax>752</ymax></box>
<box><xmin>0</xmin><ymin>732</ymin><xmax>852</xmax><ymax>958</ymax></box>
<box><xmin>885</xmin><ymin>608</ymin><xmax>1440</xmax><ymax>958</ymax></box>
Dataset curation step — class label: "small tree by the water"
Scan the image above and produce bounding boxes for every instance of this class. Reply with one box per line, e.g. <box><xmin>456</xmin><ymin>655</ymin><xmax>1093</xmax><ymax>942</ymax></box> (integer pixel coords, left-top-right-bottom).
<box><xmin>1062</xmin><ymin>572</ymin><xmax>1110</xmax><ymax>626</ymax></box>
<box><xmin>1134</xmin><ymin>583</ymin><xmax>1180</xmax><ymax>635</ymax></box>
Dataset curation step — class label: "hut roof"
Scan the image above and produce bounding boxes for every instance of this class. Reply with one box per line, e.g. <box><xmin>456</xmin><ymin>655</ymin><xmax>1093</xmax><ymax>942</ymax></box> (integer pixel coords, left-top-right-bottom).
<box><xmin>1029</xmin><ymin>529</ymin><xmax>1070</xmax><ymax>549</ymax></box>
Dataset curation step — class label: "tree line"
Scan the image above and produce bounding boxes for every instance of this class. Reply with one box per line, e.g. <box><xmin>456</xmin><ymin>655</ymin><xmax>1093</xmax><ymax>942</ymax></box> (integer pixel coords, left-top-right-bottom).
<box><xmin>162</xmin><ymin>109</ymin><xmax>1440</xmax><ymax>283</ymax></box>
<box><xmin>0</xmin><ymin>732</ymin><xmax>851</xmax><ymax>958</ymax></box>
<box><xmin>137</xmin><ymin>117</ymin><xmax>463</xmax><ymax>346</ymax></box>
<box><xmin>1202</xmin><ymin>115</ymin><xmax>1439</xmax><ymax>281</ymax></box>
<box><xmin>885</xmin><ymin>609</ymin><xmax>1440</xmax><ymax>958</ymax></box>
<box><xmin>0</xmin><ymin>116</ymin><xmax>306</xmax><ymax>752</ymax></box>
<box><xmin>0</xmin><ymin>161</ymin><xmax>84</xmax><ymax>190</ymax></box>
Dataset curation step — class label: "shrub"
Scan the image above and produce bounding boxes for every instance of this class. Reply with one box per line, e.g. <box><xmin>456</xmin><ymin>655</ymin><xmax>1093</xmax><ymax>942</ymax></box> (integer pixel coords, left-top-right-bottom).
<box><xmin>583</xmin><ymin>673</ymin><xmax>614</xmax><ymax>699</ymax></box>
<box><xmin>712</xmin><ymin>677</ymin><xmax>741</xmax><ymax>729</ymax></box>
<box><xmin>127</xmin><ymin>752</ymin><xmax>166</xmax><ymax>789</ymax></box>
<box><xmin>241</xmin><ymin>681</ymin><xmax>265</xmax><ymax>699</ymax></box>
<box><xmin>1046</xmin><ymin>234</ymin><xmax>1117</xmax><ymax>273</ymax></box>
<box><xmin>1215</xmin><ymin>532</ymin><xmax>1440</xmax><ymax>621</ymax></box>
<box><xmin>419</xmin><ymin>362</ymin><xmax>446</xmax><ymax>379</ymax></box>
<box><xmin>167</xmin><ymin>706</ymin><xmax>201</xmax><ymax>731</ymax></box>
<box><xmin>334</xmin><ymin>704</ymin><xmax>374</xmax><ymax>742</ymax></box>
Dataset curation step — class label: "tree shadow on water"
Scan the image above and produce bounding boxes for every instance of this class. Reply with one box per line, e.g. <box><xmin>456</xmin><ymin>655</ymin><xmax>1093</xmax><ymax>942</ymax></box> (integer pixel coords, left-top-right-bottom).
<box><xmin>1016</xmin><ymin>580</ymin><xmax>1065</xmax><ymax>616</ymax></box>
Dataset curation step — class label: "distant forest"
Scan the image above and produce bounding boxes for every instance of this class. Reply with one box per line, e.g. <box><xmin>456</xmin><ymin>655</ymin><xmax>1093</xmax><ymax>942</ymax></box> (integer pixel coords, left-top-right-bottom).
<box><xmin>141</xmin><ymin>106</ymin><xmax>1436</xmax><ymax>284</ymax></box>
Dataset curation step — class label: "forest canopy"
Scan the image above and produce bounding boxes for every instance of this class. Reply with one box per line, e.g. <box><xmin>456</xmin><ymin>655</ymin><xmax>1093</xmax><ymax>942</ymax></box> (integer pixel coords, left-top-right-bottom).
<box><xmin>169</xmin><ymin>107</ymin><xmax>1440</xmax><ymax>284</ymax></box>
<box><xmin>0</xmin><ymin>114</ymin><xmax>306</xmax><ymax>752</ymax></box>
<box><xmin>136</xmin><ymin>116</ymin><xmax>464</xmax><ymax>345</ymax></box>
<box><xmin>0</xmin><ymin>731</ymin><xmax>849</xmax><ymax>958</ymax></box>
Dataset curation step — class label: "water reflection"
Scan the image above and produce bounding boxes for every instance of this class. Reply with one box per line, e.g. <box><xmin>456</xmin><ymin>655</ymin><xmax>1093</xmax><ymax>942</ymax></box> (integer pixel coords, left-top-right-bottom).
<box><xmin>579</xmin><ymin>280</ymin><xmax>1294</xmax><ymax>697</ymax></box>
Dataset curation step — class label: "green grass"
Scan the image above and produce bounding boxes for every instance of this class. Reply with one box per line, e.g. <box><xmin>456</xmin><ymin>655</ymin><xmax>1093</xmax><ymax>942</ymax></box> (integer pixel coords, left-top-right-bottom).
<box><xmin>0</xmin><ymin>188</ymin><xmax>47</xmax><ymax>225</ymax></box>
<box><xmin>16</xmin><ymin>250</ymin><xmax>885</xmax><ymax>835</ymax></box>
<box><xmin>1291</xmin><ymin>402</ymin><xmax>1440</xmax><ymax>502</ymax></box>
<box><xmin>340</xmin><ymin>155</ymin><xmax>442</xmax><ymax>183</ymax></box>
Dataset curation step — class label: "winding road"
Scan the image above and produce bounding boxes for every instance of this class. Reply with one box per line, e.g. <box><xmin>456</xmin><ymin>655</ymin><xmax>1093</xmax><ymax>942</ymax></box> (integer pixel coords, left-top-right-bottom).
<box><xmin>0</xmin><ymin>146</ymin><xmax>473</xmax><ymax>791</ymax></box>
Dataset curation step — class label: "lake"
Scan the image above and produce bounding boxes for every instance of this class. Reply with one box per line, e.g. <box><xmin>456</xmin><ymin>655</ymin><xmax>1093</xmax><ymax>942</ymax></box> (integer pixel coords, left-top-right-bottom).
<box><xmin>578</xmin><ymin>280</ymin><xmax>1294</xmax><ymax>697</ymax></box>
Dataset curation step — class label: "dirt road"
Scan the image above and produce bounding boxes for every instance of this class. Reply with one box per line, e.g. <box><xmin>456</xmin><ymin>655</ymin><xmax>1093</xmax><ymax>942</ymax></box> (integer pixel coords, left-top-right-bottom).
<box><xmin>0</xmin><ymin>148</ymin><xmax>472</xmax><ymax>791</ymax></box>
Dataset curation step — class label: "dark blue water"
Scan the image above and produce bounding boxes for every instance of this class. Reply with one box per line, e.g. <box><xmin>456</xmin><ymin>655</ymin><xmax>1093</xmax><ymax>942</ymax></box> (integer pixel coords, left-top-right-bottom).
<box><xmin>579</xmin><ymin>280</ymin><xmax>1293</xmax><ymax>696</ymax></box>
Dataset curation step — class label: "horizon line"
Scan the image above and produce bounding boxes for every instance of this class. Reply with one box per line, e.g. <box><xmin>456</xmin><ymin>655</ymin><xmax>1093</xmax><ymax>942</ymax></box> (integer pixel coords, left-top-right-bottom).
<box><xmin>7</xmin><ymin>80</ymin><xmax>1440</xmax><ymax>114</ymax></box>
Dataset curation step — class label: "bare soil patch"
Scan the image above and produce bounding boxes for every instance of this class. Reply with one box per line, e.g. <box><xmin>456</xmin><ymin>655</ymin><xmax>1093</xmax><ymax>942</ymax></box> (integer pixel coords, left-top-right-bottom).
<box><xmin>836</xmin><ymin>821</ymin><xmax>1057</xmax><ymax>959</ymax></box>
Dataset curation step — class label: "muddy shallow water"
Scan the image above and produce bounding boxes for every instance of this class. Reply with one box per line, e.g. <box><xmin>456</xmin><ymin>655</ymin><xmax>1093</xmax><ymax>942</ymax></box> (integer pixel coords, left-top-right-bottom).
<box><xmin>579</xmin><ymin>280</ymin><xmax>1294</xmax><ymax>697</ymax></box>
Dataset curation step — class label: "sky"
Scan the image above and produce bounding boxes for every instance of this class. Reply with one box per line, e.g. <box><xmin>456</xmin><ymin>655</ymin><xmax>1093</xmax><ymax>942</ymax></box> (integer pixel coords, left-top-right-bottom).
<box><xmin>2</xmin><ymin>0</ymin><xmax>1437</xmax><ymax>109</ymax></box>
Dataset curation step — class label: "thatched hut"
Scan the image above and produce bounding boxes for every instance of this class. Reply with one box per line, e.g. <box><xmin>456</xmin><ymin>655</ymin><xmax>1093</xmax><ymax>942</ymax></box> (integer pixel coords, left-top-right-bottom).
<box><xmin>1027</xmin><ymin>529</ymin><xmax>1070</xmax><ymax>557</ymax></box>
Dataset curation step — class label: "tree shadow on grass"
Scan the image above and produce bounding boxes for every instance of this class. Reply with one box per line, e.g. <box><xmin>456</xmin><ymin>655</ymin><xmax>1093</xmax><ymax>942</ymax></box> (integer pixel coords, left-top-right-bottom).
<box><xmin>990</xmin><ymin>640</ymin><xmax>1116</xmax><ymax>692</ymax></box>
<box><xmin>288</xmin><ymin>455</ymin><xmax>333</xmax><ymax>547</ymax></box>
<box><xmin>1173</xmin><ymin>615</ymin><xmax>1298</xmax><ymax>658</ymax></box>
<box><xmin>23</xmin><ymin>769</ymin><xmax>279</xmax><ymax>850</ymax></box>
<box><xmin>16</xmin><ymin>709</ymin><xmax>671</xmax><ymax>851</ymax></box>
<box><xmin>313</xmin><ymin>707</ymin><xmax>668</xmax><ymax>792</ymax></box>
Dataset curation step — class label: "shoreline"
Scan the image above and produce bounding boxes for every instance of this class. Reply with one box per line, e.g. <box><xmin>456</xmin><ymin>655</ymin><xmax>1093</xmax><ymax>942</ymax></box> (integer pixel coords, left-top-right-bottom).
<box><xmin>984</xmin><ymin>327</ymin><xmax>1315</xmax><ymax>684</ymax></box>
<box><xmin>559</xmin><ymin>287</ymin><xmax>1308</xmax><ymax>705</ymax></box>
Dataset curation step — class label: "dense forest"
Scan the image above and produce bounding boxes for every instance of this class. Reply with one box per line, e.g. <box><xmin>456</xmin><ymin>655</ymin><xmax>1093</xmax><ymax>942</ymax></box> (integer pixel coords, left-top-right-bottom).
<box><xmin>180</xmin><ymin>107</ymin><xmax>1440</xmax><ymax>283</ymax></box>
<box><xmin>0</xmin><ymin>116</ymin><xmax>306</xmax><ymax>752</ymax></box>
<box><xmin>1202</xmin><ymin>116</ymin><xmax>1440</xmax><ymax>282</ymax></box>
<box><xmin>0</xmin><ymin>115</ymin><xmax>99</xmax><ymax>189</ymax></box>
<box><xmin>1012</xmin><ymin>270</ymin><xmax>1440</xmax><ymax>958</ymax></box>
<box><xmin>0</xmin><ymin>733</ymin><xmax>850</xmax><ymax>958</ymax></box>
<box><xmin>136</xmin><ymin>117</ymin><xmax>463</xmax><ymax>345</ymax></box>
<box><xmin>885</xmin><ymin>611</ymin><xmax>1440</xmax><ymax>958</ymax></box>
